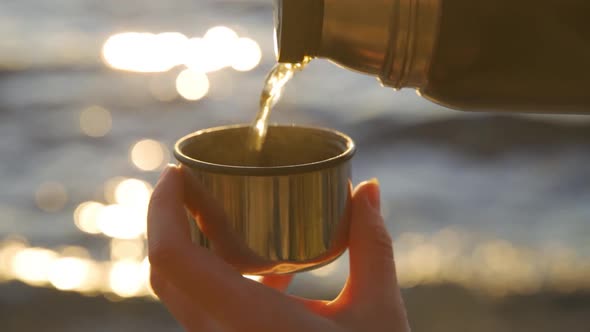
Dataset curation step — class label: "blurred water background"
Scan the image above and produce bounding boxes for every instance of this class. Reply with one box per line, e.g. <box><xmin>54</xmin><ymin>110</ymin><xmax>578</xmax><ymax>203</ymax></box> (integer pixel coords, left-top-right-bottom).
<box><xmin>1</xmin><ymin>0</ymin><xmax>589</xmax><ymax>331</ymax></box>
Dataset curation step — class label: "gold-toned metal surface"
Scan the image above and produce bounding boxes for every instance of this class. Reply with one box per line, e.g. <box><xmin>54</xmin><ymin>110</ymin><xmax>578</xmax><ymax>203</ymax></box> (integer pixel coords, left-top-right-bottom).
<box><xmin>320</xmin><ymin>0</ymin><xmax>393</xmax><ymax>75</ymax></box>
<box><xmin>175</xmin><ymin>125</ymin><xmax>355</xmax><ymax>275</ymax></box>
<box><xmin>380</xmin><ymin>0</ymin><xmax>442</xmax><ymax>89</ymax></box>
<box><xmin>275</xmin><ymin>0</ymin><xmax>441</xmax><ymax>89</ymax></box>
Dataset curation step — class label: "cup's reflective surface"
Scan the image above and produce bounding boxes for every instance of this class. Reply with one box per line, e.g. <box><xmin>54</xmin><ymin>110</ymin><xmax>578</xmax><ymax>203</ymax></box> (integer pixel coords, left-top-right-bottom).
<box><xmin>175</xmin><ymin>125</ymin><xmax>355</xmax><ymax>275</ymax></box>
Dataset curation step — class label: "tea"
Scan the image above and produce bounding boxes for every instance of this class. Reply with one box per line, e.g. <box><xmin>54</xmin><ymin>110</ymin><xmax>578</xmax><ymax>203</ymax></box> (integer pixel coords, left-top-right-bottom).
<box><xmin>248</xmin><ymin>57</ymin><xmax>311</xmax><ymax>151</ymax></box>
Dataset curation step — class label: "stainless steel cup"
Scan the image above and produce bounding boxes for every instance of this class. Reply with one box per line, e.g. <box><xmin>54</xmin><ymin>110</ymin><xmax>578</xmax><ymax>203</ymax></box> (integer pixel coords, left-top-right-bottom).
<box><xmin>174</xmin><ymin>124</ymin><xmax>355</xmax><ymax>275</ymax></box>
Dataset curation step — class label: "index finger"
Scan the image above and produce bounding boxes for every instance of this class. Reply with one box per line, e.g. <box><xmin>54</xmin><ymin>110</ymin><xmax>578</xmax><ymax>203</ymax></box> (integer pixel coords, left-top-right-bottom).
<box><xmin>147</xmin><ymin>165</ymin><xmax>248</xmax><ymax>295</ymax></box>
<box><xmin>147</xmin><ymin>166</ymin><xmax>319</xmax><ymax>331</ymax></box>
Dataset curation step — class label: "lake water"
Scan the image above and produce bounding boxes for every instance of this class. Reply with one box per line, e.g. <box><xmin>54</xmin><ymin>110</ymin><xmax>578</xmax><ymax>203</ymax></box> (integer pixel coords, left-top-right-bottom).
<box><xmin>1</xmin><ymin>0</ymin><xmax>589</xmax><ymax>296</ymax></box>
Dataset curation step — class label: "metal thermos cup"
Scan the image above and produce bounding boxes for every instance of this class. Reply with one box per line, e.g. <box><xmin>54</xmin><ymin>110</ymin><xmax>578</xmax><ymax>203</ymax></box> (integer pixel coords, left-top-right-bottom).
<box><xmin>175</xmin><ymin>125</ymin><xmax>355</xmax><ymax>275</ymax></box>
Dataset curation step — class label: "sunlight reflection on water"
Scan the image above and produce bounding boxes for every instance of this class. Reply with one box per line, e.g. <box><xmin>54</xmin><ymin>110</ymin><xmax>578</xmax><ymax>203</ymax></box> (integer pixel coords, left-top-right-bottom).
<box><xmin>1</xmin><ymin>18</ymin><xmax>589</xmax><ymax>303</ymax></box>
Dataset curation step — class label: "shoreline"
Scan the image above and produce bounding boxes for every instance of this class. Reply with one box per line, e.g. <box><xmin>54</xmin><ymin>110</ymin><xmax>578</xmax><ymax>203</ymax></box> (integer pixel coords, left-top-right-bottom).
<box><xmin>2</xmin><ymin>281</ymin><xmax>589</xmax><ymax>331</ymax></box>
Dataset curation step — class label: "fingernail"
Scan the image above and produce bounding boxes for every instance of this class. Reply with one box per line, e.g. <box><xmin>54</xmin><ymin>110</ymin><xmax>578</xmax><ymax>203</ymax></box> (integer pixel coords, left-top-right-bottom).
<box><xmin>366</xmin><ymin>178</ymin><xmax>381</xmax><ymax>210</ymax></box>
<box><xmin>159</xmin><ymin>164</ymin><xmax>176</xmax><ymax>180</ymax></box>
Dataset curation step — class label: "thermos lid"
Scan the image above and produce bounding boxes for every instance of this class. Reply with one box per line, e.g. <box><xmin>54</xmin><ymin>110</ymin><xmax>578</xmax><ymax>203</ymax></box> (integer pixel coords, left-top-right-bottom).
<box><xmin>274</xmin><ymin>0</ymin><xmax>324</xmax><ymax>63</ymax></box>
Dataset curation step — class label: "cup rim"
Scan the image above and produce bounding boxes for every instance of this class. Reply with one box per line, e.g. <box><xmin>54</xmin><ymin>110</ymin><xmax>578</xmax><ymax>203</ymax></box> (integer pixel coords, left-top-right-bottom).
<box><xmin>174</xmin><ymin>124</ymin><xmax>356</xmax><ymax>176</ymax></box>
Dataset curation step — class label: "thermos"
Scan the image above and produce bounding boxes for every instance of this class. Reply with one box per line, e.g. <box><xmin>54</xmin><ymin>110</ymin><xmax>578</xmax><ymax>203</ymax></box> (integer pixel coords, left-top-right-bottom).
<box><xmin>274</xmin><ymin>0</ymin><xmax>590</xmax><ymax>114</ymax></box>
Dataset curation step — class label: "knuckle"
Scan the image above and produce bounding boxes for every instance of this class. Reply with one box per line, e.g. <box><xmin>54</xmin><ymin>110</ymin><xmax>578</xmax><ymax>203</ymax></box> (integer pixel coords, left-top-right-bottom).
<box><xmin>148</xmin><ymin>242</ymin><xmax>178</xmax><ymax>270</ymax></box>
<box><xmin>372</xmin><ymin>223</ymin><xmax>394</xmax><ymax>260</ymax></box>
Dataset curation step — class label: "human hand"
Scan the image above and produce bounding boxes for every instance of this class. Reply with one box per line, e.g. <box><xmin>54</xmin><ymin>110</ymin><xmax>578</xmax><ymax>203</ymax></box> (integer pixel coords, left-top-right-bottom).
<box><xmin>148</xmin><ymin>165</ymin><xmax>410</xmax><ymax>332</ymax></box>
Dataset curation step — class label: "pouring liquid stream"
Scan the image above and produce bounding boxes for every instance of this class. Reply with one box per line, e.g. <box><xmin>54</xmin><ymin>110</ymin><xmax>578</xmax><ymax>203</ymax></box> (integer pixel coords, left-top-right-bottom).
<box><xmin>248</xmin><ymin>57</ymin><xmax>312</xmax><ymax>152</ymax></box>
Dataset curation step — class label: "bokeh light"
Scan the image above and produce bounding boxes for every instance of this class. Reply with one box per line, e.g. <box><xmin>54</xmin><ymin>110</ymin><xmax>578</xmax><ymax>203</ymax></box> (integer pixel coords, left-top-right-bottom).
<box><xmin>104</xmin><ymin>177</ymin><xmax>127</xmax><ymax>204</ymax></box>
<box><xmin>96</xmin><ymin>179</ymin><xmax>151</xmax><ymax>240</ymax></box>
<box><xmin>109</xmin><ymin>260</ymin><xmax>146</xmax><ymax>298</ymax></box>
<box><xmin>114</xmin><ymin>178</ymin><xmax>152</xmax><ymax>207</ymax></box>
<box><xmin>35</xmin><ymin>182</ymin><xmax>68</xmax><ymax>213</ymax></box>
<box><xmin>102</xmin><ymin>28</ymin><xmax>262</xmax><ymax>78</ymax></box>
<box><xmin>6</xmin><ymin>21</ymin><xmax>590</xmax><ymax>302</ymax></box>
<box><xmin>102</xmin><ymin>32</ymin><xmax>188</xmax><ymax>73</ymax></box>
<box><xmin>231</xmin><ymin>38</ymin><xmax>262</xmax><ymax>72</ymax></box>
<box><xmin>110</xmin><ymin>239</ymin><xmax>145</xmax><ymax>261</ymax></box>
<box><xmin>176</xmin><ymin>69</ymin><xmax>210</xmax><ymax>101</ymax></box>
<box><xmin>74</xmin><ymin>201</ymin><xmax>105</xmax><ymax>235</ymax></box>
<box><xmin>1</xmin><ymin>232</ymin><xmax>590</xmax><ymax>299</ymax></box>
<box><xmin>130</xmin><ymin>139</ymin><xmax>168</xmax><ymax>172</ymax></box>
<box><xmin>184</xmin><ymin>26</ymin><xmax>238</xmax><ymax>73</ymax></box>
<box><xmin>48</xmin><ymin>257</ymin><xmax>92</xmax><ymax>291</ymax></box>
<box><xmin>75</xmin><ymin>262</ymin><xmax>104</xmax><ymax>294</ymax></box>
<box><xmin>12</xmin><ymin>248</ymin><xmax>58</xmax><ymax>286</ymax></box>
<box><xmin>97</xmin><ymin>204</ymin><xmax>146</xmax><ymax>240</ymax></box>
<box><xmin>80</xmin><ymin>106</ymin><xmax>112</xmax><ymax>137</ymax></box>
<box><xmin>60</xmin><ymin>246</ymin><xmax>91</xmax><ymax>259</ymax></box>
<box><xmin>184</xmin><ymin>38</ymin><xmax>209</xmax><ymax>72</ymax></box>
<box><xmin>0</xmin><ymin>239</ymin><xmax>27</xmax><ymax>280</ymax></box>
<box><xmin>204</xmin><ymin>26</ymin><xmax>239</xmax><ymax>43</ymax></box>
<box><xmin>154</xmin><ymin>32</ymin><xmax>190</xmax><ymax>68</ymax></box>
<box><xmin>102</xmin><ymin>33</ymin><xmax>151</xmax><ymax>72</ymax></box>
<box><xmin>406</xmin><ymin>243</ymin><xmax>442</xmax><ymax>284</ymax></box>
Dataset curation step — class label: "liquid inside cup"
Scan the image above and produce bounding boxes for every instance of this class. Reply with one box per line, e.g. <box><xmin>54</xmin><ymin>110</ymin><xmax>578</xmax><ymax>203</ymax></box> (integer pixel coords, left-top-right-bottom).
<box><xmin>178</xmin><ymin>125</ymin><xmax>354</xmax><ymax>171</ymax></box>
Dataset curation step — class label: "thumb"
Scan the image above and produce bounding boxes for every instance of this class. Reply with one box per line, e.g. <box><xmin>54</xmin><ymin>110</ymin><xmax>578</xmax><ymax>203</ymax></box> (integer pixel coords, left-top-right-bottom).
<box><xmin>345</xmin><ymin>179</ymin><xmax>397</xmax><ymax>301</ymax></box>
